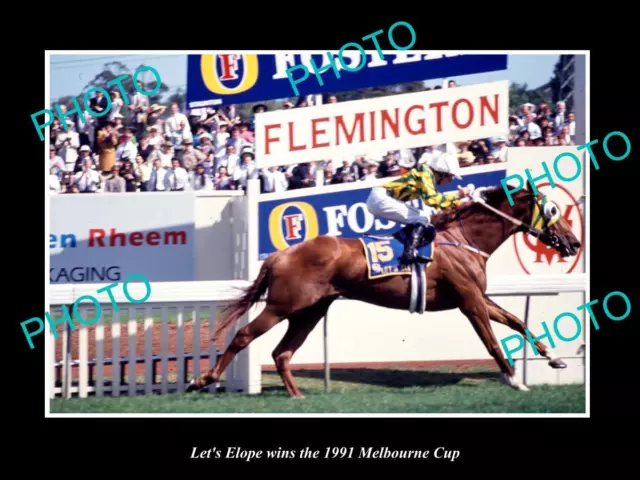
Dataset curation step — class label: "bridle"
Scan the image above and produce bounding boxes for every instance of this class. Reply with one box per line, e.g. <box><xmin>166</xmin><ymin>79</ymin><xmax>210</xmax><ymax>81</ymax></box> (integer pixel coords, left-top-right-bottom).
<box><xmin>435</xmin><ymin>190</ymin><xmax>561</xmax><ymax>258</ymax></box>
<box><xmin>473</xmin><ymin>192</ymin><xmax>562</xmax><ymax>248</ymax></box>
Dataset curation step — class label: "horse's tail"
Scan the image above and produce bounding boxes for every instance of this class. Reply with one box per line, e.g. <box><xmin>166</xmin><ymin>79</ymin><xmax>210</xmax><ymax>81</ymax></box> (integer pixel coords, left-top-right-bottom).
<box><xmin>213</xmin><ymin>256</ymin><xmax>272</xmax><ymax>343</ymax></box>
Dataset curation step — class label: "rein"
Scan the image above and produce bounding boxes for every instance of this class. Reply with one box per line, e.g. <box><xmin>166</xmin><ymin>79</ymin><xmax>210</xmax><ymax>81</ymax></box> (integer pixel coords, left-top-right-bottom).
<box><xmin>433</xmin><ymin>192</ymin><xmax>558</xmax><ymax>259</ymax></box>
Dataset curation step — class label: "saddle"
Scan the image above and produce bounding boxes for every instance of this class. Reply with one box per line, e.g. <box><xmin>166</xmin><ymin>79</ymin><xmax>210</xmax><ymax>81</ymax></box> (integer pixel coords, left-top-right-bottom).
<box><xmin>359</xmin><ymin>224</ymin><xmax>436</xmax><ymax>315</ymax></box>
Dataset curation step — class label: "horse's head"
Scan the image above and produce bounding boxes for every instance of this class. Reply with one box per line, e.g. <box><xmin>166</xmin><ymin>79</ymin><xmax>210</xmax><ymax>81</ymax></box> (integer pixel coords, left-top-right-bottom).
<box><xmin>495</xmin><ymin>180</ymin><xmax>581</xmax><ymax>258</ymax></box>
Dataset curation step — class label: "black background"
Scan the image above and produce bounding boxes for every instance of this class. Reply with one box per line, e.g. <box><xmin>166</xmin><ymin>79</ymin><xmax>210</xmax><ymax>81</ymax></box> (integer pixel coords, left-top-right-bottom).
<box><xmin>8</xmin><ymin>11</ymin><xmax>638</xmax><ymax>473</ymax></box>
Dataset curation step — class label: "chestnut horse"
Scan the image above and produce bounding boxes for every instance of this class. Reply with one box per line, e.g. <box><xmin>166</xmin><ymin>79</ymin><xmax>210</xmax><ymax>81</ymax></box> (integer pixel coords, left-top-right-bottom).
<box><xmin>187</xmin><ymin>181</ymin><xmax>581</xmax><ymax>397</ymax></box>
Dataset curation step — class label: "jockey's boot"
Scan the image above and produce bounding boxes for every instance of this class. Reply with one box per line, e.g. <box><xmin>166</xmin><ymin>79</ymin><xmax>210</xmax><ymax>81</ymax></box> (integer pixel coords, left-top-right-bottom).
<box><xmin>400</xmin><ymin>224</ymin><xmax>431</xmax><ymax>264</ymax></box>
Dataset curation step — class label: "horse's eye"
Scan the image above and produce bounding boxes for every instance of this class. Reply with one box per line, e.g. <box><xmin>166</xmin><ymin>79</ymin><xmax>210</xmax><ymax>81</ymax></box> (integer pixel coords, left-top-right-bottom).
<box><xmin>550</xmin><ymin>206</ymin><xmax>558</xmax><ymax>216</ymax></box>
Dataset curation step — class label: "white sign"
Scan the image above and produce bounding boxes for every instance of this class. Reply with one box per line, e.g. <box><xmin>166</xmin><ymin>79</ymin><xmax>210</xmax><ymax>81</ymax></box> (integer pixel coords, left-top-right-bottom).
<box><xmin>50</xmin><ymin>193</ymin><xmax>195</xmax><ymax>284</ymax></box>
<box><xmin>255</xmin><ymin>80</ymin><xmax>509</xmax><ymax>168</ymax></box>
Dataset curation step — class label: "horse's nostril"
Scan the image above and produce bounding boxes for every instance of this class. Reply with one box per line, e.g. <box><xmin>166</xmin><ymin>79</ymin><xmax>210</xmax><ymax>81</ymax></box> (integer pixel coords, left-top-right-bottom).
<box><xmin>572</xmin><ymin>242</ymin><xmax>581</xmax><ymax>249</ymax></box>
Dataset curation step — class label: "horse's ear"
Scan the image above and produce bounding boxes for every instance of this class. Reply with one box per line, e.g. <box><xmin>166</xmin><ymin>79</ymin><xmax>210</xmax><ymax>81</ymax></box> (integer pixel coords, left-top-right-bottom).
<box><xmin>524</xmin><ymin>179</ymin><xmax>531</xmax><ymax>192</ymax></box>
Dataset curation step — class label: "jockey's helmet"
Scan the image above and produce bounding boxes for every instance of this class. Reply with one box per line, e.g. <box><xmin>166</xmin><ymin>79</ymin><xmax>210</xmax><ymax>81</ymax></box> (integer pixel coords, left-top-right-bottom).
<box><xmin>427</xmin><ymin>145</ymin><xmax>462</xmax><ymax>180</ymax></box>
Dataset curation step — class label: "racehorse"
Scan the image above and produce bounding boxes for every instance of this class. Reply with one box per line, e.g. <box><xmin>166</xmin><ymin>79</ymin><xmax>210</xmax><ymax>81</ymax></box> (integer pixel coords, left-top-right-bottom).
<box><xmin>187</xmin><ymin>181</ymin><xmax>582</xmax><ymax>397</ymax></box>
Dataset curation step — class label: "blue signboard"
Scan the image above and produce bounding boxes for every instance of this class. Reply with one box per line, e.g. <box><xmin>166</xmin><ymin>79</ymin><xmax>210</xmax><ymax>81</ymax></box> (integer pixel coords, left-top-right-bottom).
<box><xmin>186</xmin><ymin>53</ymin><xmax>508</xmax><ymax>109</ymax></box>
<box><xmin>257</xmin><ymin>169</ymin><xmax>507</xmax><ymax>259</ymax></box>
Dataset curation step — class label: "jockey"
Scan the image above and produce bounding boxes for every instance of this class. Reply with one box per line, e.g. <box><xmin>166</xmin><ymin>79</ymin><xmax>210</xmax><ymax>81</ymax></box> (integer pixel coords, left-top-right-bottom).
<box><xmin>365</xmin><ymin>144</ymin><xmax>474</xmax><ymax>264</ymax></box>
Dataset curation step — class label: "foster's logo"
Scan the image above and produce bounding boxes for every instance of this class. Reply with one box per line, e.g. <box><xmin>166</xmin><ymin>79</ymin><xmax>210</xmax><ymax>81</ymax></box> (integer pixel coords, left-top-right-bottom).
<box><xmin>200</xmin><ymin>54</ymin><xmax>259</xmax><ymax>95</ymax></box>
<box><xmin>268</xmin><ymin>201</ymin><xmax>320</xmax><ymax>251</ymax></box>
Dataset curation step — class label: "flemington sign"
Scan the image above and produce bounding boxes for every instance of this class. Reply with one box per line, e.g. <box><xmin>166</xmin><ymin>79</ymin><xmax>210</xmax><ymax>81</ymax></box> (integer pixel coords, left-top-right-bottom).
<box><xmin>254</xmin><ymin>81</ymin><xmax>510</xmax><ymax>168</ymax></box>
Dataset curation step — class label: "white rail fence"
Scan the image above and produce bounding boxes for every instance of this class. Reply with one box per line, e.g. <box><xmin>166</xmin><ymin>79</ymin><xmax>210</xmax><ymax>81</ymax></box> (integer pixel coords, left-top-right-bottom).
<box><xmin>47</xmin><ymin>274</ymin><xmax>586</xmax><ymax>399</ymax></box>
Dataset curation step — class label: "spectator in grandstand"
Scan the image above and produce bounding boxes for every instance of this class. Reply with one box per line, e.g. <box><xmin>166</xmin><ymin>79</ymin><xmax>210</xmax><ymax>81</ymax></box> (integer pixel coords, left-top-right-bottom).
<box><xmin>566</xmin><ymin>113</ymin><xmax>576</xmax><ymax>137</ymax></box>
<box><xmin>108</xmin><ymin>89</ymin><xmax>124</xmax><ymax>123</ymax></box>
<box><xmin>249</xmin><ymin>104</ymin><xmax>267</xmax><ymax>131</ymax></box>
<box><xmin>179</xmin><ymin>137</ymin><xmax>207</xmax><ymax>171</ymax></box>
<box><xmin>120</xmin><ymin>160</ymin><xmax>138</xmax><ymax>192</ymax></box>
<box><xmin>104</xmin><ymin>165</ymin><xmax>126</xmax><ymax>193</ymax></box>
<box><xmin>491</xmin><ymin>137</ymin><xmax>508</xmax><ymax>162</ymax></box>
<box><xmin>191</xmin><ymin>163</ymin><xmax>213</xmax><ymax>191</ymax></box>
<box><xmin>165</xmin><ymin>103</ymin><xmax>192</xmax><ymax>149</ymax></box>
<box><xmin>334</xmin><ymin>159</ymin><xmax>357</xmax><ymax>183</ymax></box>
<box><xmin>50</xmin><ymin>146</ymin><xmax>65</xmax><ymax>179</ymax></box>
<box><xmin>55</xmin><ymin>120</ymin><xmax>80</xmax><ymax>171</ymax></box>
<box><xmin>76</xmin><ymin>108</ymin><xmax>95</xmax><ymax>148</ymax></box>
<box><xmin>96</xmin><ymin>121</ymin><xmax>118</xmax><ymax>174</ymax></box>
<box><xmin>214</xmin><ymin>166</ymin><xmax>234</xmax><ymax>190</ymax></box>
<box><xmin>134</xmin><ymin>155</ymin><xmax>152</xmax><ymax>191</ymax></box>
<box><xmin>456</xmin><ymin>141</ymin><xmax>476</xmax><ymax>167</ymax></box>
<box><xmin>49</xmin><ymin>167</ymin><xmax>61</xmax><ymax>194</ymax></box>
<box><xmin>74</xmin><ymin>157</ymin><xmax>101</xmax><ymax>193</ymax></box>
<box><xmin>448</xmin><ymin>80</ymin><xmax>457</xmax><ymax>88</ymax></box>
<box><xmin>521</xmin><ymin>112</ymin><xmax>542</xmax><ymax>140</ymax></box>
<box><xmin>289</xmin><ymin>162</ymin><xmax>316</xmax><ymax>189</ymax></box>
<box><xmin>261</xmin><ymin>165</ymin><xmax>288</xmax><ymax>193</ymax></box>
<box><xmin>362</xmin><ymin>159</ymin><xmax>379</xmax><ymax>181</ymax></box>
<box><xmin>89</xmin><ymin>91</ymin><xmax>110</xmax><ymax>135</ymax></box>
<box><xmin>146</xmin><ymin>104</ymin><xmax>166</xmax><ymax>130</ymax></box>
<box><xmin>233</xmin><ymin>147</ymin><xmax>260</xmax><ymax>190</ymax></box>
<box><xmin>213</xmin><ymin>122</ymin><xmax>231</xmax><ymax>156</ymax></box>
<box><xmin>227</xmin><ymin>126</ymin><xmax>251</xmax><ymax>156</ymax></box>
<box><xmin>147</xmin><ymin>141</ymin><xmax>174</xmax><ymax>168</ymax></box>
<box><xmin>116</xmin><ymin>127</ymin><xmax>139</xmax><ymax>162</ymax></box>
<box><xmin>215</xmin><ymin>144</ymin><xmax>240</xmax><ymax>177</ymax></box>
<box><xmin>165</xmin><ymin>158</ymin><xmax>190</xmax><ymax>191</ymax></box>
<box><xmin>129</xmin><ymin>80</ymin><xmax>150</xmax><ymax>138</ymax></box>
<box><xmin>553</xmin><ymin>101</ymin><xmax>567</xmax><ymax>129</ymax></box>
<box><xmin>147</xmin><ymin>158</ymin><xmax>168</xmax><ymax>191</ymax></box>
<box><xmin>73</xmin><ymin>145</ymin><xmax>97</xmax><ymax>173</ymax></box>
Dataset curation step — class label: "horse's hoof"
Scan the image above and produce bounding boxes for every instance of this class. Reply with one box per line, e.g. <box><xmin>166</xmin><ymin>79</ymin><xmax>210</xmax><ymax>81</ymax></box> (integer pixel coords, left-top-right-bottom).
<box><xmin>549</xmin><ymin>358</ymin><xmax>567</xmax><ymax>369</ymax></box>
<box><xmin>515</xmin><ymin>383</ymin><xmax>530</xmax><ymax>392</ymax></box>
<box><xmin>186</xmin><ymin>379</ymin><xmax>201</xmax><ymax>392</ymax></box>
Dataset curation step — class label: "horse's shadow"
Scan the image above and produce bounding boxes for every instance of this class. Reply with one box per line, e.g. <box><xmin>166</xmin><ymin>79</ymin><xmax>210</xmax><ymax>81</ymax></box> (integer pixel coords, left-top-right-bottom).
<box><xmin>261</xmin><ymin>367</ymin><xmax>501</xmax><ymax>392</ymax></box>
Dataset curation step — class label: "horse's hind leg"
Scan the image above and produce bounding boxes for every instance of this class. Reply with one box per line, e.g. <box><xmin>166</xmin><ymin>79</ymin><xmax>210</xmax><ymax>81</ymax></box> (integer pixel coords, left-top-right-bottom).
<box><xmin>484</xmin><ymin>296</ymin><xmax>567</xmax><ymax>369</ymax></box>
<box><xmin>188</xmin><ymin>305</ymin><xmax>283</xmax><ymax>391</ymax></box>
<box><xmin>272</xmin><ymin>296</ymin><xmax>336</xmax><ymax>398</ymax></box>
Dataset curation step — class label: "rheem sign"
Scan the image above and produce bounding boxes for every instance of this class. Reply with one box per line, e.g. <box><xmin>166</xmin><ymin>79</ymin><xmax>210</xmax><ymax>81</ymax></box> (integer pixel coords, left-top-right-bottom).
<box><xmin>254</xmin><ymin>80</ymin><xmax>509</xmax><ymax>169</ymax></box>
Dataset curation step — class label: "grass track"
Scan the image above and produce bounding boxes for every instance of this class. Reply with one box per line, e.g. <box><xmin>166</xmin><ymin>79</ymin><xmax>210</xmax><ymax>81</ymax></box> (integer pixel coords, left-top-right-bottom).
<box><xmin>50</xmin><ymin>365</ymin><xmax>586</xmax><ymax>414</ymax></box>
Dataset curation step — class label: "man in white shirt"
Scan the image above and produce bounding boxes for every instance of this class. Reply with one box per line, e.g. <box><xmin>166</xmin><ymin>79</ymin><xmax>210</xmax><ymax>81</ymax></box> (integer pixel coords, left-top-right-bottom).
<box><xmin>553</xmin><ymin>101</ymin><xmax>567</xmax><ymax>130</ymax></box>
<box><xmin>261</xmin><ymin>166</ymin><xmax>288</xmax><ymax>193</ymax></box>
<box><xmin>522</xmin><ymin>113</ymin><xmax>542</xmax><ymax>140</ymax></box>
<box><xmin>491</xmin><ymin>136</ymin><xmax>508</xmax><ymax>162</ymax></box>
<box><xmin>565</xmin><ymin>112</ymin><xmax>576</xmax><ymax>137</ymax></box>
<box><xmin>165</xmin><ymin>158</ymin><xmax>190</xmax><ymax>191</ymax></box>
<box><xmin>164</xmin><ymin>103</ymin><xmax>192</xmax><ymax>149</ymax></box>
<box><xmin>74</xmin><ymin>157</ymin><xmax>101</xmax><ymax>193</ymax></box>
<box><xmin>116</xmin><ymin>128</ymin><xmax>139</xmax><ymax>162</ymax></box>
<box><xmin>214</xmin><ymin>144</ymin><xmax>240</xmax><ymax>177</ymax></box>
<box><xmin>233</xmin><ymin>147</ymin><xmax>259</xmax><ymax>190</ymax></box>
<box><xmin>56</xmin><ymin>120</ymin><xmax>80</xmax><ymax>171</ymax></box>
<box><xmin>147</xmin><ymin>159</ymin><xmax>167</xmax><ymax>191</ymax></box>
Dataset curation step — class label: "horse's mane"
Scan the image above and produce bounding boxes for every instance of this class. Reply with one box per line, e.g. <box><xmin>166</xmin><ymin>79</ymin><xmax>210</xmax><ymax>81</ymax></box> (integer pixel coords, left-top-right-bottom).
<box><xmin>430</xmin><ymin>185</ymin><xmax>516</xmax><ymax>230</ymax></box>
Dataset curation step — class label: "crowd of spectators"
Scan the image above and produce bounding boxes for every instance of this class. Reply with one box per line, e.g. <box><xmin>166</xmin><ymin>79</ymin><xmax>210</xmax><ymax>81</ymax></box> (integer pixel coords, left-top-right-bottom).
<box><xmin>48</xmin><ymin>79</ymin><xmax>579</xmax><ymax>195</ymax></box>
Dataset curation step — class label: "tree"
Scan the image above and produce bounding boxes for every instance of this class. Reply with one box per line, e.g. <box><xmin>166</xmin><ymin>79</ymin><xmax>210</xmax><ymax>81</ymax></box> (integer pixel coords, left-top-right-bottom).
<box><xmin>508</xmin><ymin>82</ymin><xmax>552</xmax><ymax>114</ymax></box>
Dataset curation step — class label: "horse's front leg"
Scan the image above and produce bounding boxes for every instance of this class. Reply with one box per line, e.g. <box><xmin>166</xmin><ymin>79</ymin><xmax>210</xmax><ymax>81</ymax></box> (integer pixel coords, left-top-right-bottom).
<box><xmin>484</xmin><ymin>296</ymin><xmax>567</xmax><ymax>369</ymax></box>
<box><xmin>457</xmin><ymin>289</ymin><xmax>529</xmax><ymax>392</ymax></box>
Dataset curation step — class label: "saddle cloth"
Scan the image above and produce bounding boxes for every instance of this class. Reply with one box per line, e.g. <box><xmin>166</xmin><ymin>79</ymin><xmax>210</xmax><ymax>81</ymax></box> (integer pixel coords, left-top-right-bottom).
<box><xmin>359</xmin><ymin>231</ymin><xmax>434</xmax><ymax>280</ymax></box>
